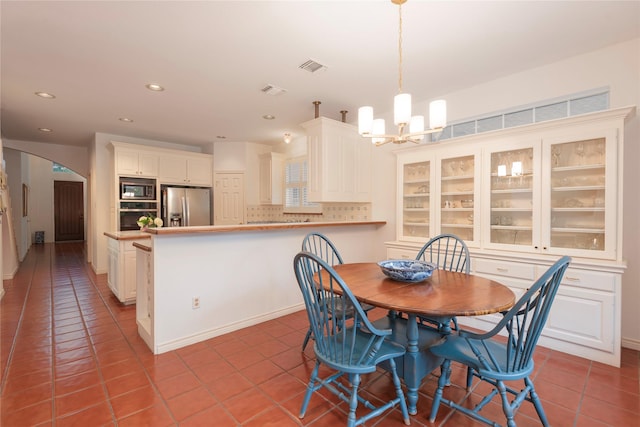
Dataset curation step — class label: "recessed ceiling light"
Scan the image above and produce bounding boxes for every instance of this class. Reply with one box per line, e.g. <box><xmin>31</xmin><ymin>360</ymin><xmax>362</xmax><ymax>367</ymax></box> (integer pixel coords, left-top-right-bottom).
<box><xmin>119</xmin><ymin>117</ymin><xmax>134</xmax><ymax>123</ymax></box>
<box><xmin>35</xmin><ymin>91</ymin><xmax>56</xmax><ymax>99</ymax></box>
<box><xmin>38</xmin><ymin>127</ymin><xmax>52</xmax><ymax>132</ymax></box>
<box><xmin>145</xmin><ymin>83</ymin><xmax>164</xmax><ymax>92</ymax></box>
<box><xmin>262</xmin><ymin>114</ymin><xmax>275</xmax><ymax>120</ymax></box>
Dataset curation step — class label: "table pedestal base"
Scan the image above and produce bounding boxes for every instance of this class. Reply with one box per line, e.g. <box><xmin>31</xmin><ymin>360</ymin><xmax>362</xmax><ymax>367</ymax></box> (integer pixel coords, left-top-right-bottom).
<box><xmin>372</xmin><ymin>313</ymin><xmax>444</xmax><ymax>415</ymax></box>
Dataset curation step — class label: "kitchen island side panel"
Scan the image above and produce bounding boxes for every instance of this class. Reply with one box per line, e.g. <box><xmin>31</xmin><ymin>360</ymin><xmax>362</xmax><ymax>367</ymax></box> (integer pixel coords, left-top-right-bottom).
<box><xmin>149</xmin><ymin>223</ymin><xmax>386</xmax><ymax>353</ymax></box>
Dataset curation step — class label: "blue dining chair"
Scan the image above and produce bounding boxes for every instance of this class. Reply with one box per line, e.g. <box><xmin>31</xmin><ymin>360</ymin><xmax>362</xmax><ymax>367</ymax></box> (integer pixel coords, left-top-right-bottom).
<box><xmin>300</xmin><ymin>232</ymin><xmax>375</xmax><ymax>350</ymax></box>
<box><xmin>293</xmin><ymin>251</ymin><xmax>411</xmax><ymax>427</ymax></box>
<box><xmin>428</xmin><ymin>255</ymin><xmax>571</xmax><ymax>427</ymax></box>
<box><xmin>415</xmin><ymin>233</ymin><xmax>470</xmax><ymax>333</ymax></box>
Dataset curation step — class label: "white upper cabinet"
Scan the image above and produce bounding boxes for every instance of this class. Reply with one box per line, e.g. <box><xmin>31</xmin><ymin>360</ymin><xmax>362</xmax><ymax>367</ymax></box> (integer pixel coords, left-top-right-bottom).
<box><xmin>301</xmin><ymin>117</ymin><xmax>372</xmax><ymax>203</ymax></box>
<box><xmin>158</xmin><ymin>154</ymin><xmax>212</xmax><ymax>186</ymax></box>
<box><xmin>482</xmin><ymin>119</ymin><xmax>619</xmax><ymax>260</ymax></box>
<box><xmin>116</xmin><ymin>148</ymin><xmax>158</xmax><ymax>177</ymax></box>
<box><xmin>394</xmin><ymin>107</ymin><xmax>632</xmax><ymax>262</ymax></box>
<box><xmin>259</xmin><ymin>152</ymin><xmax>284</xmax><ymax>205</ymax></box>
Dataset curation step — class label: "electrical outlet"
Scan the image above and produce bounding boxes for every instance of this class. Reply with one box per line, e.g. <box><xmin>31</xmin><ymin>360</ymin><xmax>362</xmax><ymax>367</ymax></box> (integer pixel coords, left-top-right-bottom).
<box><xmin>192</xmin><ymin>297</ymin><xmax>200</xmax><ymax>309</ymax></box>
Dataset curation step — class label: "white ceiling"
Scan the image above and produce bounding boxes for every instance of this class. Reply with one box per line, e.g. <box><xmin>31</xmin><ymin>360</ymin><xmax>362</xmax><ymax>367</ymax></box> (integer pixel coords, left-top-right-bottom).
<box><xmin>1</xmin><ymin>1</ymin><xmax>639</xmax><ymax>149</ymax></box>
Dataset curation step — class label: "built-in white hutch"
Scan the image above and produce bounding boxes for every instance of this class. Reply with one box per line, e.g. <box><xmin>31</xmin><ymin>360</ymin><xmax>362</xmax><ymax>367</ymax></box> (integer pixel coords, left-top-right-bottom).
<box><xmin>386</xmin><ymin>106</ymin><xmax>635</xmax><ymax>367</ymax></box>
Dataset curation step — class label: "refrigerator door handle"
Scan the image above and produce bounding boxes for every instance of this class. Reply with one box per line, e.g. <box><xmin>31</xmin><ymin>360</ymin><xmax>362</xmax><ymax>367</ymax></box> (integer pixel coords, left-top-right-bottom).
<box><xmin>162</xmin><ymin>190</ymin><xmax>167</xmax><ymax>223</ymax></box>
<box><xmin>182</xmin><ymin>196</ymin><xmax>189</xmax><ymax>226</ymax></box>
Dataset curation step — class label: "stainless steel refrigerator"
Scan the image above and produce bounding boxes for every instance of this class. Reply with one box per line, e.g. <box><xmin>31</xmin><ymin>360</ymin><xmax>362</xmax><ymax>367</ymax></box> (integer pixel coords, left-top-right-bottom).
<box><xmin>161</xmin><ymin>185</ymin><xmax>212</xmax><ymax>227</ymax></box>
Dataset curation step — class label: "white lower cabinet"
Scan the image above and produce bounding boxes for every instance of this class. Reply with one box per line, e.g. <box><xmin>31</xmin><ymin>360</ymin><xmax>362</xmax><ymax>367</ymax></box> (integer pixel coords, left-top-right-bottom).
<box><xmin>462</xmin><ymin>256</ymin><xmax>620</xmax><ymax>366</ymax></box>
<box><xmin>386</xmin><ymin>244</ymin><xmax>623</xmax><ymax>366</ymax></box>
<box><xmin>135</xmin><ymin>244</ymin><xmax>154</xmax><ymax>351</ymax></box>
<box><xmin>107</xmin><ymin>237</ymin><xmax>148</xmax><ymax>304</ymax></box>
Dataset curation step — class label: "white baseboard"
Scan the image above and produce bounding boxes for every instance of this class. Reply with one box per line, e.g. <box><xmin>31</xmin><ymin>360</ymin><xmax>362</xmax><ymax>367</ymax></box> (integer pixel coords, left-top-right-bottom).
<box><xmin>154</xmin><ymin>303</ymin><xmax>306</xmax><ymax>354</ymax></box>
<box><xmin>622</xmin><ymin>337</ymin><xmax>640</xmax><ymax>351</ymax></box>
<box><xmin>3</xmin><ymin>266</ymin><xmax>17</xmax><ymax>280</ymax></box>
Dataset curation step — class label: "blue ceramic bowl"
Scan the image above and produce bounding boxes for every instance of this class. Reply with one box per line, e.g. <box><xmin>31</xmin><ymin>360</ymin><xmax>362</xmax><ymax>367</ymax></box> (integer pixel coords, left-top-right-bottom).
<box><xmin>378</xmin><ymin>259</ymin><xmax>436</xmax><ymax>283</ymax></box>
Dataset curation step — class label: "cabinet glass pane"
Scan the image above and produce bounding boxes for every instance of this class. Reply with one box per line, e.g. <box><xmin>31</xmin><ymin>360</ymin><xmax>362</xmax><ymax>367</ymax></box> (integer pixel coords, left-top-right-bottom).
<box><xmin>490</xmin><ymin>148</ymin><xmax>533</xmax><ymax>246</ymax></box>
<box><xmin>550</xmin><ymin>138</ymin><xmax>606</xmax><ymax>251</ymax></box>
<box><xmin>441</xmin><ymin>156</ymin><xmax>474</xmax><ymax>241</ymax></box>
<box><xmin>403</xmin><ymin>161</ymin><xmax>430</xmax><ymax>238</ymax></box>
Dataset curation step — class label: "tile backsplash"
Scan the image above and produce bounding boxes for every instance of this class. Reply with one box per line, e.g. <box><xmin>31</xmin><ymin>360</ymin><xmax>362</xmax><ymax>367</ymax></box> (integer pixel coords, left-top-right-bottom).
<box><xmin>246</xmin><ymin>203</ymin><xmax>371</xmax><ymax>223</ymax></box>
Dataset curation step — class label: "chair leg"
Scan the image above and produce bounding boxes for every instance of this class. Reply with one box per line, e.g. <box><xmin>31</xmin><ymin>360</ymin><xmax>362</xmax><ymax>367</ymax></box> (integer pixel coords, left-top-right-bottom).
<box><xmin>429</xmin><ymin>359</ymin><xmax>451</xmax><ymax>423</ymax></box>
<box><xmin>465</xmin><ymin>366</ymin><xmax>474</xmax><ymax>389</ymax></box>
<box><xmin>302</xmin><ymin>327</ymin><xmax>313</xmax><ymax>351</ymax></box>
<box><xmin>496</xmin><ymin>380</ymin><xmax>516</xmax><ymax>427</ymax></box>
<box><xmin>347</xmin><ymin>373</ymin><xmax>361</xmax><ymax>427</ymax></box>
<box><xmin>389</xmin><ymin>358</ymin><xmax>411</xmax><ymax>425</ymax></box>
<box><xmin>526</xmin><ymin>377</ymin><xmax>550</xmax><ymax>427</ymax></box>
<box><xmin>299</xmin><ymin>361</ymin><xmax>320</xmax><ymax>418</ymax></box>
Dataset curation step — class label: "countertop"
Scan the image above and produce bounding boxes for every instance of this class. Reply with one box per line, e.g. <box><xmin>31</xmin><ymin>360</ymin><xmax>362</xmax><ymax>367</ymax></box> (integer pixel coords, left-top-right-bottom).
<box><xmin>145</xmin><ymin>220</ymin><xmax>386</xmax><ymax>235</ymax></box>
<box><xmin>103</xmin><ymin>230</ymin><xmax>152</xmax><ymax>241</ymax></box>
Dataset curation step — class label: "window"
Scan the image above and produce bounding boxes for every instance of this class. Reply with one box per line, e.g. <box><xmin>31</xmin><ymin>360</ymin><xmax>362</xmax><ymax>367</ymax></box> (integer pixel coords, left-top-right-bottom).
<box><xmin>284</xmin><ymin>157</ymin><xmax>321</xmax><ymax>213</ymax></box>
<box><xmin>53</xmin><ymin>163</ymin><xmax>73</xmax><ymax>173</ymax></box>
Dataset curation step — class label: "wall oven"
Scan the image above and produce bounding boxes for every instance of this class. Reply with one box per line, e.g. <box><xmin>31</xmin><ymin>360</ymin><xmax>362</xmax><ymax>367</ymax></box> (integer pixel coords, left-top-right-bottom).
<box><xmin>119</xmin><ymin>201</ymin><xmax>158</xmax><ymax>231</ymax></box>
<box><xmin>120</xmin><ymin>177</ymin><xmax>156</xmax><ymax>200</ymax></box>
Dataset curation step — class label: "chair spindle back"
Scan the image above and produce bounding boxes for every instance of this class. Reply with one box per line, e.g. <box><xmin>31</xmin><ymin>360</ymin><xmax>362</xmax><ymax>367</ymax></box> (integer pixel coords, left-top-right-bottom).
<box><xmin>416</xmin><ymin>233</ymin><xmax>470</xmax><ymax>274</ymax></box>
<box><xmin>293</xmin><ymin>251</ymin><xmax>389</xmax><ymax>369</ymax></box>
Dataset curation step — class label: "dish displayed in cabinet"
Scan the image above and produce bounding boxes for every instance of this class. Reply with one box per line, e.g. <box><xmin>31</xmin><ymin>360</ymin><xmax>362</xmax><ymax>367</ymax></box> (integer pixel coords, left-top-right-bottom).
<box><xmin>549</xmin><ymin>138</ymin><xmax>606</xmax><ymax>251</ymax></box>
<box><xmin>440</xmin><ymin>155</ymin><xmax>476</xmax><ymax>242</ymax></box>
<box><xmin>402</xmin><ymin>161</ymin><xmax>431</xmax><ymax>239</ymax></box>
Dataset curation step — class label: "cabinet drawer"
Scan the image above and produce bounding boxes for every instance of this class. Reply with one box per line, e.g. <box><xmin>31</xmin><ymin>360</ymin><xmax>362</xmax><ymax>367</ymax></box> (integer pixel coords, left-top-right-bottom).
<box><xmin>473</xmin><ymin>259</ymin><xmax>536</xmax><ymax>281</ymax></box>
<box><xmin>387</xmin><ymin>247</ymin><xmax>419</xmax><ymax>260</ymax></box>
<box><xmin>558</xmin><ymin>267</ymin><xmax>616</xmax><ymax>292</ymax></box>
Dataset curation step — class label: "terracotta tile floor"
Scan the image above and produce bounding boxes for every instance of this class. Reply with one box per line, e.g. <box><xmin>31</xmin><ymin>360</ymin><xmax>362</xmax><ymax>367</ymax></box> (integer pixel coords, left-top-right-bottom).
<box><xmin>1</xmin><ymin>242</ymin><xmax>639</xmax><ymax>426</ymax></box>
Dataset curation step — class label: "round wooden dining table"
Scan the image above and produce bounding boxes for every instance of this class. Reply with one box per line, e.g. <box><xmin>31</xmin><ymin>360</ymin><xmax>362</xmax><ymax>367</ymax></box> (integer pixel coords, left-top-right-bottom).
<box><xmin>322</xmin><ymin>262</ymin><xmax>515</xmax><ymax>415</ymax></box>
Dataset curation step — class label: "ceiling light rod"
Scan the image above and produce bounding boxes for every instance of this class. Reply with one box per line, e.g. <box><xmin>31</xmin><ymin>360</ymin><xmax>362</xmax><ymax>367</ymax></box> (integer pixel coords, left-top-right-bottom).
<box><xmin>358</xmin><ymin>0</ymin><xmax>447</xmax><ymax>146</ymax></box>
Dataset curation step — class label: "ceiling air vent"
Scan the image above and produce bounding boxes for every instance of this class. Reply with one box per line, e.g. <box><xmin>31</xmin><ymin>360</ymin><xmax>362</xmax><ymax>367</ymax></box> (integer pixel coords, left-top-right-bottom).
<box><xmin>261</xmin><ymin>84</ymin><xmax>287</xmax><ymax>96</ymax></box>
<box><xmin>299</xmin><ymin>59</ymin><xmax>327</xmax><ymax>73</ymax></box>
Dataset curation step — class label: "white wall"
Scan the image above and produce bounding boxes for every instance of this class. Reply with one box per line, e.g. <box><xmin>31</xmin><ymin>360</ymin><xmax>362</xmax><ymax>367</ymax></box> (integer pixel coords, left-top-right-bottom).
<box><xmin>28</xmin><ymin>156</ymin><xmax>54</xmax><ymax>243</ymax></box>
<box><xmin>3</xmin><ymin>139</ymin><xmax>88</xmax><ymax>177</ymax></box>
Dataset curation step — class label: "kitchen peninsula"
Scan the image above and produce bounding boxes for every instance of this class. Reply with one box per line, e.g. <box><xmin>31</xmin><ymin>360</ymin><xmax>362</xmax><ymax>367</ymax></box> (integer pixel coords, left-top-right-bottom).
<box><xmin>135</xmin><ymin>220</ymin><xmax>386</xmax><ymax>354</ymax></box>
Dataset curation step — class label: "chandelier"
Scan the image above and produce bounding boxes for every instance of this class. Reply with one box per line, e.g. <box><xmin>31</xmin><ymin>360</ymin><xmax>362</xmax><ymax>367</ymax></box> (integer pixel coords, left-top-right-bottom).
<box><xmin>358</xmin><ymin>0</ymin><xmax>447</xmax><ymax>146</ymax></box>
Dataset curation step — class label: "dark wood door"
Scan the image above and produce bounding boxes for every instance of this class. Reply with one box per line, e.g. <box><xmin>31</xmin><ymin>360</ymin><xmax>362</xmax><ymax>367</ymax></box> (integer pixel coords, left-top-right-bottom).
<box><xmin>54</xmin><ymin>181</ymin><xmax>84</xmax><ymax>242</ymax></box>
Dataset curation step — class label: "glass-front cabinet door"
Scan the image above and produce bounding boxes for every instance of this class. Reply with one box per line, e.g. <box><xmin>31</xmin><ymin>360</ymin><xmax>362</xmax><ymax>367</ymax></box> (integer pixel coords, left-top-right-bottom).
<box><xmin>543</xmin><ymin>128</ymin><xmax>617</xmax><ymax>259</ymax></box>
<box><xmin>484</xmin><ymin>140</ymin><xmax>540</xmax><ymax>252</ymax></box>
<box><xmin>397</xmin><ymin>152</ymin><xmax>434</xmax><ymax>241</ymax></box>
<box><xmin>438</xmin><ymin>150</ymin><xmax>480</xmax><ymax>246</ymax></box>
<box><xmin>482</xmin><ymin>128</ymin><xmax>617</xmax><ymax>259</ymax></box>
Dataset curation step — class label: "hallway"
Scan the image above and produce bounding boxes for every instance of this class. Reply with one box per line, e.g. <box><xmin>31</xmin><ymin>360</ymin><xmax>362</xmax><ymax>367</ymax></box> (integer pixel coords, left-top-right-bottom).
<box><xmin>1</xmin><ymin>242</ymin><xmax>638</xmax><ymax>426</ymax></box>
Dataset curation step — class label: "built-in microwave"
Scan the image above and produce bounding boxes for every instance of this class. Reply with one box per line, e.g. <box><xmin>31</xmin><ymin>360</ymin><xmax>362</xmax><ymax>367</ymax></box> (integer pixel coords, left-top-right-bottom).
<box><xmin>120</xmin><ymin>177</ymin><xmax>156</xmax><ymax>200</ymax></box>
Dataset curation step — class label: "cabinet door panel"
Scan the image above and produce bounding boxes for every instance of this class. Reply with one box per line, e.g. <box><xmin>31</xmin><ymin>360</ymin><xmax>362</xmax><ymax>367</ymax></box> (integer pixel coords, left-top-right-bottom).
<box><xmin>138</xmin><ymin>153</ymin><xmax>158</xmax><ymax>177</ymax></box>
<box><xmin>543</xmin><ymin>128</ymin><xmax>617</xmax><ymax>260</ymax></box>
<box><xmin>159</xmin><ymin>155</ymin><xmax>187</xmax><ymax>183</ymax></box>
<box><xmin>483</xmin><ymin>139</ymin><xmax>541</xmax><ymax>253</ymax></box>
<box><xmin>116</xmin><ymin>150</ymin><xmax>141</xmax><ymax>176</ymax></box>
<box><xmin>438</xmin><ymin>151</ymin><xmax>479</xmax><ymax>246</ymax></box>
<box><xmin>545</xmin><ymin>288</ymin><xmax>614</xmax><ymax>352</ymax></box>
<box><xmin>398</xmin><ymin>157</ymin><xmax>433</xmax><ymax>241</ymax></box>
<box><xmin>186</xmin><ymin>157</ymin><xmax>212</xmax><ymax>186</ymax></box>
